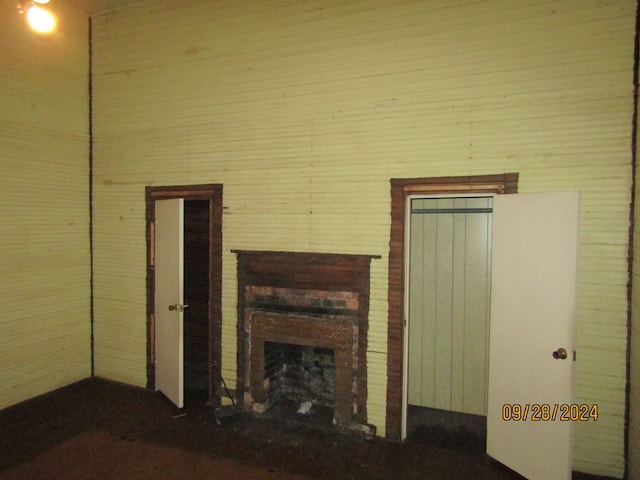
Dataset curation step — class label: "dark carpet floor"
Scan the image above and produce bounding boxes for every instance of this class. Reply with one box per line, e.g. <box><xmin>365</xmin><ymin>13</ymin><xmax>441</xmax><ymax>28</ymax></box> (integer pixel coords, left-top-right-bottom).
<box><xmin>0</xmin><ymin>378</ymin><xmax>612</xmax><ymax>480</ymax></box>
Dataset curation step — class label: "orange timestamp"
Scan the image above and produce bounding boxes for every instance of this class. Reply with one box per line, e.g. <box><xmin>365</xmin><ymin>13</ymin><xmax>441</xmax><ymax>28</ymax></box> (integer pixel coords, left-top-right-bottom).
<box><xmin>501</xmin><ymin>403</ymin><xmax>598</xmax><ymax>422</ymax></box>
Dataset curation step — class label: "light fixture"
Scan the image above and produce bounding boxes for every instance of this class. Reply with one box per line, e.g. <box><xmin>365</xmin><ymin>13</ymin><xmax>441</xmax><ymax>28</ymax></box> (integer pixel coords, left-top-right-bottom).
<box><xmin>17</xmin><ymin>0</ymin><xmax>57</xmax><ymax>34</ymax></box>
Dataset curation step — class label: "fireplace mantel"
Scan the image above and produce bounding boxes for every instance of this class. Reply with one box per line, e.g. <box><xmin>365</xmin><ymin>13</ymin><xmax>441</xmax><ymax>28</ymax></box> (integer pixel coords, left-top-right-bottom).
<box><xmin>231</xmin><ymin>250</ymin><xmax>381</xmax><ymax>290</ymax></box>
<box><xmin>233</xmin><ymin>250</ymin><xmax>380</xmax><ymax>426</ymax></box>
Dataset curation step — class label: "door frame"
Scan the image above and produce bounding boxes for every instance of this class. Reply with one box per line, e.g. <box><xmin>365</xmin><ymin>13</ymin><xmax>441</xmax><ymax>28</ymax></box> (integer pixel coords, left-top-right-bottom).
<box><xmin>145</xmin><ymin>184</ymin><xmax>223</xmax><ymax>404</ymax></box>
<box><xmin>385</xmin><ymin>173</ymin><xmax>518</xmax><ymax>440</ymax></box>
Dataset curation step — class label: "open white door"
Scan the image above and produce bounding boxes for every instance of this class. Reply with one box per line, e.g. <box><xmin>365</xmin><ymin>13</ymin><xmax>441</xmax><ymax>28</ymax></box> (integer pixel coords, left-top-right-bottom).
<box><xmin>487</xmin><ymin>191</ymin><xmax>579</xmax><ymax>480</ymax></box>
<box><xmin>154</xmin><ymin>198</ymin><xmax>185</xmax><ymax>408</ymax></box>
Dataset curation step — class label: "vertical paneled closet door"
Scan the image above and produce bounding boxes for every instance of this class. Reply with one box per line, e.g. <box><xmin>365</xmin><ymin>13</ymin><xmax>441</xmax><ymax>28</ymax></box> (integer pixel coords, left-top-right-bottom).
<box><xmin>407</xmin><ymin>197</ymin><xmax>492</xmax><ymax>416</ymax></box>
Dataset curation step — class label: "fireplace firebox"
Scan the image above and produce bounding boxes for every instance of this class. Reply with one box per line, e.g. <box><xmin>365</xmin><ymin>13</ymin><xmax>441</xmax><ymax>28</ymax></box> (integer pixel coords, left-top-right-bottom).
<box><xmin>262</xmin><ymin>342</ymin><xmax>335</xmax><ymax>411</ymax></box>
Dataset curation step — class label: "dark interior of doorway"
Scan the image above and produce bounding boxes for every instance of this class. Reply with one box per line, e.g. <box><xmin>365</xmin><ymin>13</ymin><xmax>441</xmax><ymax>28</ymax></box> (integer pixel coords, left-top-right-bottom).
<box><xmin>407</xmin><ymin>405</ymin><xmax>486</xmax><ymax>454</ymax></box>
<box><xmin>183</xmin><ymin>199</ymin><xmax>210</xmax><ymax>405</ymax></box>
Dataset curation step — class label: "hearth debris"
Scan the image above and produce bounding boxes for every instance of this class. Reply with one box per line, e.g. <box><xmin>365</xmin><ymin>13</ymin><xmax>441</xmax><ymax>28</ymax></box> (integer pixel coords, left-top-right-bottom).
<box><xmin>296</xmin><ymin>401</ymin><xmax>313</xmax><ymax>415</ymax></box>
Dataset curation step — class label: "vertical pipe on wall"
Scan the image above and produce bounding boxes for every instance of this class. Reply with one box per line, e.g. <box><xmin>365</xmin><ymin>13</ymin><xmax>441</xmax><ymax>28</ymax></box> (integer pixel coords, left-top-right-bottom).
<box><xmin>626</xmin><ymin>2</ymin><xmax>640</xmax><ymax>478</ymax></box>
<box><xmin>88</xmin><ymin>16</ymin><xmax>95</xmax><ymax>377</ymax></box>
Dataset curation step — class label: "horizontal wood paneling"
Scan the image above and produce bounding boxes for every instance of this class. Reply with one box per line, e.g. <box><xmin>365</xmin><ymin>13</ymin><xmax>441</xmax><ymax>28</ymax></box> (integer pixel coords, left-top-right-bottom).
<box><xmin>90</xmin><ymin>1</ymin><xmax>636</xmax><ymax>476</ymax></box>
<box><xmin>0</xmin><ymin>2</ymin><xmax>91</xmax><ymax>408</ymax></box>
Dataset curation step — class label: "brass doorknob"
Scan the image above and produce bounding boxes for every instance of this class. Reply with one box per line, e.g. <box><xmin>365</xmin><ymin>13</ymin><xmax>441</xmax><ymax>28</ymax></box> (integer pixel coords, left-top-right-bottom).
<box><xmin>168</xmin><ymin>304</ymin><xmax>189</xmax><ymax>312</ymax></box>
<box><xmin>552</xmin><ymin>347</ymin><xmax>568</xmax><ymax>360</ymax></box>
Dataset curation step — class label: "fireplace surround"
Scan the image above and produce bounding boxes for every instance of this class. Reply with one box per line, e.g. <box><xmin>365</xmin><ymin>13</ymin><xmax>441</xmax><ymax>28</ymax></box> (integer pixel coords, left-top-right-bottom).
<box><xmin>233</xmin><ymin>250</ymin><xmax>379</xmax><ymax>428</ymax></box>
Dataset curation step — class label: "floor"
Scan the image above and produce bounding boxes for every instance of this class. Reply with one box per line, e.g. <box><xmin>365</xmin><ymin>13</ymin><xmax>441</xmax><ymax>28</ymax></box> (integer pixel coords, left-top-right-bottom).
<box><xmin>0</xmin><ymin>378</ymin><xmax>612</xmax><ymax>480</ymax></box>
<box><xmin>406</xmin><ymin>404</ymin><xmax>488</xmax><ymax>454</ymax></box>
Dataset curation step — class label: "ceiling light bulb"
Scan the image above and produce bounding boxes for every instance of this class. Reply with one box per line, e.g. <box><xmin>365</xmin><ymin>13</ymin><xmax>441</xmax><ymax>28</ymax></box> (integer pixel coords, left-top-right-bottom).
<box><xmin>26</xmin><ymin>5</ymin><xmax>56</xmax><ymax>33</ymax></box>
<box><xmin>32</xmin><ymin>0</ymin><xmax>50</xmax><ymax>4</ymax></box>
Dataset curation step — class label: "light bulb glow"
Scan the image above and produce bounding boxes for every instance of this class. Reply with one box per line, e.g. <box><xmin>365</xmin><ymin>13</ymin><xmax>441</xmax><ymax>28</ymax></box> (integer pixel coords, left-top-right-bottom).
<box><xmin>26</xmin><ymin>5</ymin><xmax>56</xmax><ymax>34</ymax></box>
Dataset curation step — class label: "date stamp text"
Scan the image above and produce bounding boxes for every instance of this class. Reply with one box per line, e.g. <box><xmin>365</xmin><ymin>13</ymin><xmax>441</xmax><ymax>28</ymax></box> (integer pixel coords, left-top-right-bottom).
<box><xmin>501</xmin><ymin>403</ymin><xmax>598</xmax><ymax>421</ymax></box>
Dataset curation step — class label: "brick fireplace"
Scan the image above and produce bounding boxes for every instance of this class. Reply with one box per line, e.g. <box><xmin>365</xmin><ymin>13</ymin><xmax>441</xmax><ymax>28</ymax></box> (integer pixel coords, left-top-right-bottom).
<box><xmin>233</xmin><ymin>251</ymin><xmax>379</xmax><ymax>429</ymax></box>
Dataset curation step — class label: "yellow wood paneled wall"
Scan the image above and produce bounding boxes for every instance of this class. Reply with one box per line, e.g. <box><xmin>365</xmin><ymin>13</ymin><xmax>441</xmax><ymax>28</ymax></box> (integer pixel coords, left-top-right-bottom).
<box><xmin>91</xmin><ymin>1</ymin><xmax>636</xmax><ymax>476</ymax></box>
<box><xmin>0</xmin><ymin>2</ymin><xmax>91</xmax><ymax>408</ymax></box>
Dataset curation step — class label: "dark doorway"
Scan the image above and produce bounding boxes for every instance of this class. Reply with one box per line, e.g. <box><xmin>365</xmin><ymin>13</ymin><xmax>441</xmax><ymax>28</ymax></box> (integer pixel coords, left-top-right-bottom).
<box><xmin>184</xmin><ymin>199</ymin><xmax>211</xmax><ymax>404</ymax></box>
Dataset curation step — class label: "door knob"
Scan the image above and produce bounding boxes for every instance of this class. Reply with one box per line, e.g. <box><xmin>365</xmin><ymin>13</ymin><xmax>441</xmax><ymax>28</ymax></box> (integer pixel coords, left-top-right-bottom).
<box><xmin>552</xmin><ymin>347</ymin><xmax>568</xmax><ymax>360</ymax></box>
<box><xmin>168</xmin><ymin>304</ymin><xmax>189</xmax><ymax>312</ymax></box>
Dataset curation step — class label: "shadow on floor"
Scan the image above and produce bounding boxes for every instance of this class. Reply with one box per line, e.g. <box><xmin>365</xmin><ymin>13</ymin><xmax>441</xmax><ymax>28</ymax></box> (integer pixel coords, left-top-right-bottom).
<box><xmin>406</xmin><ymin>404</ymin><xmax>486</xmax><ymax>454</ymax></box>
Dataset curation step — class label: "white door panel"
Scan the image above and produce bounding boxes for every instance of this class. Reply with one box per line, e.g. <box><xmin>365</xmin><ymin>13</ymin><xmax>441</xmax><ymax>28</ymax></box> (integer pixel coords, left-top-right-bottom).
<box><xmin>487</xmin><ymin>191</ymin><xmax>579</xmax><ymax>480</ymax></box>
<box><xmin>154</xmin><ymin>198</ymin><xmax>184</xmax><ymax>408</ymax></box>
